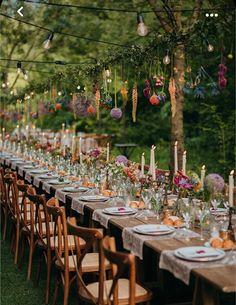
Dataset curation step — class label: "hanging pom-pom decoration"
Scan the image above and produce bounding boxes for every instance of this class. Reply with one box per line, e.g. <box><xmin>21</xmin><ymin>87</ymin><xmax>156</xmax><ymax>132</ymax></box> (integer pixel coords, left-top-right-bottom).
<box><xmin>95</xmin><ymin>89</ymin><xmax>100</xmax><ymax>120</ymax></box>
<box><xmin>110</xmin><ymin>68</ymin><xmax>122</xmax><ymax>120</ymax></box>
<box><xmin>149</xmin><ymin>94</ymin><xmax>160</xmax><ymax>105</ymax></box>
<box><xmin>72</xmin><ymin>93</ymin><xmax>77</xmax><ymax>118</ymax></box>
<box><xmin>120</xmin><ymin>81</ymin><xmax>128</xmax><ymax>108</ymax></box>
<box><xmin>87</xmin><ymin>105</ymin><xmax>96</xmax><ymax>116</ymax></box>
<box><xmin>143</xmin><ymin>80</ymin><xmax>151</xmax><ymax>99</ymax></box>
<box><xmin>168</xmin><ymin>78</ymin><xmax>176</xmax><ymax>118</ymax></box>
<box><xmin>132</xmin><ymin>83</ymin><xmax>138</xmax><ymax>122</ymax></box>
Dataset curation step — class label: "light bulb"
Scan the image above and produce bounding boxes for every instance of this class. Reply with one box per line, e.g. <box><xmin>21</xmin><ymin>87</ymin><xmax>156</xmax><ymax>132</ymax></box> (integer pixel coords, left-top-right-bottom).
<box><xmin>23</xmin><ymin>69</ymin><xmax>28</xmax><ymax>80</ymax></box>
<box><xmin>17</xmin><ymin>61</ymin><xmax>22</xmax><ymax>74</ymax></box>
<box><xmin>105</xmin><ymin>66</ymin><xmax>111</xmax><ymax>77</ymax></box>
<box><xmin>58</xmin><ymin>91</ymin><xmax>62</xmax><ymax>96</ymax></box>
<box><xmin>43</xmin><ymin>32</ymin><xmax>54</xmax><ymax>49</ymax></box>
<box><xmin>137</xmin><ymin>14</ymin><xmax>148</xmax><ymax>37</ymax></box>
<box><xmin>207</xmin><ymin>43</ymin><xmax>214</xmax><ymax>52</ymax></box>
<box><xmin>163</xmin><ymin>55</ymin><xmax>170</xmax><ymax>65</ymax></box>
<box><xmin>2</xmin><ymin>83</ymin><xmax>6</xmax><ymax>88</ymax></box>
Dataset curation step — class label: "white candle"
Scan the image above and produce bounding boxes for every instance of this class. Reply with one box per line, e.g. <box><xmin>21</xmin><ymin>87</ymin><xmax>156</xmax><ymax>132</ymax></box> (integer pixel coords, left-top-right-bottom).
<box><xmin>79</xmin><ymin>137</ymin><xmax>82</xmax><ymax>156</ymax></box>
<box><xmin>72</xmin><ymin>136</ymin><xmax>76</xmax><ymax>157</ymax></box>
<box><xmin>106</xmin><ymin>143</ymin><xmax>110</xmax><ymax>162</ymax></box>
<box><xmin>79</xmin><ymin>152</ymin><xmax>83</xmax><ymax>165</ymax></box>
<box><xmin>149</xmin><ymin>145</ymin><xmax>154</xmax><ymax>176</ymax></box>
<box><xmin>2</xmin><ymin>127</ymin><xmax>5</xmax><ymax>139</ymax></box>
<box><xmin>182</xmin><ymin>150</ymin><xmax>187</xmax><ymax>175</ymax></box>
<box><xmin>141</xmin><ymin>152</ymin><xmax>145</xmax><ymax>177</ymax></box>
<box><xmin>53</xmin><ymin>137</ymin><xmax>57</xmax><ymax>149</ymax></box>
<box><xmin>229</xmin><ymin>170</ymin><xmax>234</xmax><ymax>207</ymax></box>
<box><xmin>174</xmin><ymin>141</ymin><xmax>178</xmax><ymax>174</ymax></box>
<box><xmin>152</xmin><ymin>146</ymin><xmax>156</xmax><ymax>181</ymax></box>
<box><xmin>200</xmin><ymin>165</ymin><xmax>206</xmax><ymax>189</ymax></box>
<box><xmin>16</xmin><ymin>125</ymin><xmax>20</xmax><ymax>141</ymax></box>
<box><xmin>62</xmin><ymin>123</ymin><xmax>65</xmax><ymax>132</ymax></box>
<box><xmin>26</xmin><ymin>125</ymin><xmax>29</xmax><ymax>141</ymax></box>
<box><xmin>32</xmin><ymin>125</ymin><xmax>36</xmax><ymax>139</ymax></box>
<box><xmin>42</xmin><ymin>132</ymin><xmax>45</xmax><ymax>144</ymax></box>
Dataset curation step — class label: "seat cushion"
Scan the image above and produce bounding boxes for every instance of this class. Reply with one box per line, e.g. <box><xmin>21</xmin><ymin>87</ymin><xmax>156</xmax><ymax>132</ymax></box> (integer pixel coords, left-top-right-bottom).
<box><xmin>80</xmin><ymin>278</ymin><xmax>151</xmax><ymax>304</ymax></box>
<box><xmin>42</xmin><ymin>235</ymin><xmax>85</xmax><ymax>250</ymax></box>
<box><xmin>55</xmin><ymin>253</ymin><xmax>110</xmax><ymax>273</ymax></box>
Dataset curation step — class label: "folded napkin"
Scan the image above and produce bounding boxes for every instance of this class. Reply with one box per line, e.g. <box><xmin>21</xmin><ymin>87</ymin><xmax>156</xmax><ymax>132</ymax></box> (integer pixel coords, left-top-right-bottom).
<box><xmin>177</xmin><ymin>247</ymin><xmax>221</xmax><ymax>258</ymax></box>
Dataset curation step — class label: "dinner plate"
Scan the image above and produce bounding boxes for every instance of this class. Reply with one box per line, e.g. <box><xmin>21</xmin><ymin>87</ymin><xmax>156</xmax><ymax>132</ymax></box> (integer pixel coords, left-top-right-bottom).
<box><xmin>48</xmin><ymin>179</ymin><xmax>71</xmax><ymax>185</ymax></box>
<box><xmin>174</xmin><ymin>246</ymin><xmax>225</xmax><ymax>262</ymax></box>
<box><xmin>103</xmin><ymin>207</ymin><xmax>137</xmax><ymax>216</ymax></box>
<box><xmin>30</xmin><ymin>169</ymin><xmax>49</xmax><ymax>174</ymax></box>
<box><xmin>133</xmin><ymin>224</ymin><xmax>174</xmax><ymax>236</ymax></box>
<box><xmin>39</xmin><ymin>174</ymin><xmax>59</xmax><ymax>179</ymax></box>
<box><xmin>79</xmin><ymin>195</ymin><xmax>110</xmax><ymax>202</ymax></box>
<box><xmin>210</xmin><ymin>208</ymin><xmax>228</xmax><ymax>215</ymax></box>
<box><xmin>62</xmin><ymin>186</ymin><xmax>89</xmax><ymax>193</ymax></box>
<box><xmin>23</xmin><ymin>165</ymin><xmax>36</xmax><ymax>169</ymax></box>
<box><xmin>10</xmin><ymin>158</ymin><xmax>23</xmax><ymax>162</ymax></box>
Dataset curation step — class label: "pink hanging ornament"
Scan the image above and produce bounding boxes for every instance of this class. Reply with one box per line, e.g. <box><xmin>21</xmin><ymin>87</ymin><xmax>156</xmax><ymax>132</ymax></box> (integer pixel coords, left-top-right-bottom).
<box><xmin>218</xmin><ymin>63</ymin><xmax>227</xmax><ymax>89</ymax></box>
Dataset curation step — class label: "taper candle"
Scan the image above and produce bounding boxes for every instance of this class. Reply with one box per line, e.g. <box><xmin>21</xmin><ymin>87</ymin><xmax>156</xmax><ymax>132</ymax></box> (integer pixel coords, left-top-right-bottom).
<box><xmin>229</xmin><ymin>170</ymin><xmax>234</xmax><ymax>206</ymax></box>
<box><xmin>174</xmin><ymin>141</ymin><xmax>178</xmax><ymax>174</ymax></box>
<box><xmin>141</xmin><ymin>152</ymin><xmax>145</xmax><ymax>177</ymax></box>
<box><xmin>106</xmin><ymin>143</ymin><xmax>110</xmax><ymax>162</ymax></box>
<box><xmin>182</xmin><ymin>151</ymin><xmax>187</xmax><ymax>175</ymax></box>
<box><xmin>200</xmin><ymin>165</ymin><xmax>206</xmax><ymax>189</ymax></box>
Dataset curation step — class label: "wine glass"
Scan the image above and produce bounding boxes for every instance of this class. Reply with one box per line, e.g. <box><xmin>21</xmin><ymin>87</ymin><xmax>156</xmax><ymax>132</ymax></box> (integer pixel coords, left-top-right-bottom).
<box><xmin>196</xmin><ymin>206</ymin><xmax>209</xmax><ymax>240</ymax></box>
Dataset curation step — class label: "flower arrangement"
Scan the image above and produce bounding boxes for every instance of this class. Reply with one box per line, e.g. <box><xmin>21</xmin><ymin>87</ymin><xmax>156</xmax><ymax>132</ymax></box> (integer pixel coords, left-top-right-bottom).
<box><xmin>204</xmin><ymin>173</ymin><xmax>225</xmax><ymax>194</ymax></box>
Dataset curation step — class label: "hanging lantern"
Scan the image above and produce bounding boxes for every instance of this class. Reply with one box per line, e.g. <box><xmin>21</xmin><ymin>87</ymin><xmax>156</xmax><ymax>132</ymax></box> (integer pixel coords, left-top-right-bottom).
<box><xmin>149</xmin><ymin>94</ymin><xmax>160</xmax><ymax>105</ymax></box>
<box><xmin>132</xmin><ymin>83</ymin><xmax>138</xmax><ymax>122</ymax></box>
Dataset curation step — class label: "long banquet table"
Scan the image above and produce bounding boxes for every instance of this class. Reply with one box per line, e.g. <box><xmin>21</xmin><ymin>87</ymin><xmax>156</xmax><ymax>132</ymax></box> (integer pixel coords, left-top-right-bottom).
<box><xmin>1</xmin><ymin>153</ymin><xmax>236</xmax><ymax>305</ymax></box>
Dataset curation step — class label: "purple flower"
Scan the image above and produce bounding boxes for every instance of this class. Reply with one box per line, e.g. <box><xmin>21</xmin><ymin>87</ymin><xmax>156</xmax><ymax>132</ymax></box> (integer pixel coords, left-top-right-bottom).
<box><xmin>115</xmin><ymin>155</ymin><xmax>128</xmax><ymax>166</ymax></box>
<box><xmin>89</xmin><ymin>148</ymin><xmax>101</xmax><ymax>159</ymax></box>
<box><xmin>205</xmin><ymin>173</ymin><xmax>225</xmax><ymax>193</ymax></box>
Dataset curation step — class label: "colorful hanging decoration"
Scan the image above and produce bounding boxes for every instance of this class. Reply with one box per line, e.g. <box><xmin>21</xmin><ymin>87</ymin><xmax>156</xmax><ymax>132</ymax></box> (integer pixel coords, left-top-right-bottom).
<box><xmin>143</xmin><ymin>80</ymin><xmax>151</xmax><ymax>99</ymax></box>
<box><xmin>52</xmin><ymin>86</ymin><xmax>57</xmax><ymax>100</ymax></box>
<box><xmin>154</xmin><ymin>75</ymin><xmax>164</xmax><ymax>87</ymax></box>
<box><xmin>149</xmin><ymin>94</ymin><xmax>160</xmax><ymax>105</ymax></box>
<box><xmin>87</xmin><ymin>104</ymin><xmax>96</xmax><ymax>115</ymax></box>
<box><xmin>132</xmin><ymin>83</ymin><xmax>138</xmax><ymax>123</ymax></box>
<box><xmin>72</xmin><ymin>93</ymin><xmax>77</xmax><ymax>118</ymax></box>
<box><xmin>72</xmin><ymin>92</ymin><xmax>91</xmax><ymax>117</ymax></box>
<box><xmin>55</xmin><ymin>103</ymin><xmax>62</xmax><ymax>110</ymax></box>
<box><xmin>120</xmin><ymin>81</ymin><xmax>128</xmax><ymax>108</ymax></box>
<box><xmin>110</xmin><ymin>69</ymin><xmax>122</xmax><ymax>120</ymax></box>
<box><xmin>168</xmin><ymin>78</ymin><xmax>176</xmax><ymax>118</ymax></box>
<box><xmin>95</xmin><ymin>89</ymin><xmax>100</xmax><ymax>120</ymax></box>
<box><xmin>218</xmin><ymin>63</ymin><xmax>227</xmax><ymax>89</ymax></box>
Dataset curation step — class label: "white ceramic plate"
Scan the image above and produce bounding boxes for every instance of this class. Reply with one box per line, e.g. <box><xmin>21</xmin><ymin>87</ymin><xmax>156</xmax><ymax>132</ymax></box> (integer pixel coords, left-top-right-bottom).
<box><xmin>210</xmin><ymin>208</ymin><xmax>228</xmax><ymax>215</ymax></box>
<box><xmin>39</xmin><ymin>174</ymin><xmax>59</xmax><ymax>179</ymax></box>
<box><xmin>30</xmin><ymin>169</ymin><xmax>49</xmax><ymax>174</ymax></box>
<box><xmin>62</xmin><ymin>186</ymin><xmax>89</xmax><ymax>193</ymax></box>
<box><xmin>23</xmin><ymin>165</ymin><xmax>36</xmax><ymax>169</ymax></box>
<box><xmin>79</xmin><ymin>195</ymin><xmax>109</xmax><ymax>202</ymax></box>
<box><xmin>48</xmin><ymin>179</ymin><xmax>70</xmax><ymax>185</ymax></box>
<box><xmin>174</xmin><ymin>246</ymin><xmax>225</xmax><ymax>262</ymax></box>
<box><xmin>133</xmin><ymin>224</ymin><xmax>174</xmax><ymax>236</ymax></box>
<box><xmin>103</xmin><ymin>207</ymin><xmax>137</xmax><ymax>216</ymax></box>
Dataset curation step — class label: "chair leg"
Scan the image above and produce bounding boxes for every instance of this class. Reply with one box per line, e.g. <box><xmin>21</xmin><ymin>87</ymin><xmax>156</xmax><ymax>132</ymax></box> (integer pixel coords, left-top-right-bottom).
<box><xmin>18</xmin><ymin>233</ymin><xmax>25</xmax><ymax>269</ymax></box>
<box><xmin>45</xmin><ymin>252</ymin><xmax>52</xmax><ymax>304</ymax></box>
<box><xmin>35</xmin><ymin>250</ymin><xmax>42</xmax><ymax>287</ymax></box>
<box><xmin>27</xmin><ymin>238</ymin><xmax>35</xmax><ymax>280</ymax></box>
<box><xmin>52</xmin><ymin>271</ymin><xmax>60</xmax><ymax>305</ymax></box>
<box><xmin>10</xmin><ymin>223</ymin><xmax>15</xmax><ymax>253</ymax></box>
<box><xmin>63</xmin><ymin>271</ymin><xmax>70</xmax><ymax>305</ymax></box>
<box><xmin>14</xmin><ymin>220</ymin><xmax>20</xmax><ymax>264</ymax></box>
<box><xmin>2</xmin><ymin>208</ymin><xmax>8</xmax><ymax>240</ymax></box>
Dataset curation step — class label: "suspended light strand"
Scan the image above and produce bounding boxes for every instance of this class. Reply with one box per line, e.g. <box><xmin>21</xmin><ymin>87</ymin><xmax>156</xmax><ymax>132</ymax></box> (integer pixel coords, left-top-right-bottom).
<box><xmin>0</xmin><ymin>58</ymin><xmax>95</xmax><ymax>65</ymax></box>
<box><xmin>0</xmin><ymin>13</ymin><xmax>131</xmax><ymax>48</ymax></box>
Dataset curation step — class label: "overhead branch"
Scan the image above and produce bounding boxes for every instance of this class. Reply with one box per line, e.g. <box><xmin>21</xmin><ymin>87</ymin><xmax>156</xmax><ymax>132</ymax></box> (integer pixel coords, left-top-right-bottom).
<box><xmin>146</xmin><ymin>0</ymin><xmax>173</xmax><ymax>33</ymax></box>
<box><xmin>190</xmin><ymin>0</ymin><xmax>202</xmax><ymax>25</ymax></box>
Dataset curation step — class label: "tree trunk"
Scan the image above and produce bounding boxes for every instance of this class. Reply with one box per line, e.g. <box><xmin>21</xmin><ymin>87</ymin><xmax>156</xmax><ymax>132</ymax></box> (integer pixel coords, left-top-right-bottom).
<box><xmin>170</xmin><ymin>44</ymin><xmax>185</xmax><ymax>172</ymax></box>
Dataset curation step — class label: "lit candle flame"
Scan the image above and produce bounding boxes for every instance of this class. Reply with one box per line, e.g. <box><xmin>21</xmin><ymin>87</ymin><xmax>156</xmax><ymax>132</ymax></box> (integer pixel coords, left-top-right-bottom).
<box><xmin>183</xmin><ymin>150</ymin><xmax>187</xmax><ymax>155</ymax></box>
<box><xmin>230</xmin><ymin>170</ymin><xmax>234</xmax><ymax>175</ymax></box>
<box><xmin>202</xmin><ymin>165</ymin><xmax>205</xmax><ymax>170</ymax></box>
<box><xmin>175</xmin><ymin>141</ymin><xmax>178</xmax><ymax>146</ymax></box>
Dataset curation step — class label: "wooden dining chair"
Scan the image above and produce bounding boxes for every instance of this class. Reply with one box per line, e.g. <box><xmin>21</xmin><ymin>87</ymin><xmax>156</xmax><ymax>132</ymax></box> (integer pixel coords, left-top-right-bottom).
<box><xmin>68</xmin><ymin>227</ymin><xmax>152</xmax><ymax>305</ymax></box>
<box><xmin>47</xmin><ymin>205</ymin><xmax>110</xmax><ymax>305</ymax></box>
<box><xmin>4</xmin><ymin>172</ymin><xmax>22</xmax><ymax>264</ymax></box>
<box><xmin>0</xmin><ymin>167</ymin><xmax>8</xmax><ymax>240</ymax></box>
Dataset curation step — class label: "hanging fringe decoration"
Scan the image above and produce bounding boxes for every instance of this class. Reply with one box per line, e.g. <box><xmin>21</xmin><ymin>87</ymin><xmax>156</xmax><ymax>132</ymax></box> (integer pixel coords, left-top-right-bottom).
<box><xmin>72</xmin><ymin>93</ymin><xmax>77</xmax><ymax>119</ymax></box>
<box><xmin>95</xmin><ymin>89</ymin><xmax>100</xmax><ymax>120</ymax></box>
<box><xmin>120</xmin><ymin>81</ymin><xmax>128</xmax><ymax>108</ymax></box>
<box><xmin>168</xmin><ymin>77</ymin><xmax>176</xmax><ymax>118</ymax></box>
<box><xmin>52</xmin><ymin>86</ymin><xmax>57</xmax><ymax>101</ymax></box>
<box><xmin>132</xmin><ymin>83</ymin><xmax>138</xmax><ymax>123</ymax></box>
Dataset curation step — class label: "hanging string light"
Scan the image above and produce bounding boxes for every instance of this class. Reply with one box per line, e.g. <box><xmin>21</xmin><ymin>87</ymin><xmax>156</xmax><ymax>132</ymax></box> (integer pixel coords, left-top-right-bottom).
<box><xmin>206</xmin><ymin>40</ymin><xmax>214</xmax><ymax>52</ymax></box>
<box><xmin>22</xmin><ymin>69</ymin><xmax>28</xmax><ymax>80</ymax></box>
<box><xmin>163</xmin><ymin>50</ymin><xmax>171</xmax><ymax>65</ymax></box>
<box><xmin>43</xmin><ymin>32</ymin><xmax>54</xmax><ymax>49</ymax></box>
<box><xmin>137</xmin><ymin>13</ymin><xmax>149</xmax><ymax>37</ymax></box>
<box><xmin>17</xmin><ymin>61</ymin><xmax>22</xmax><ymax>74</ymax></box>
